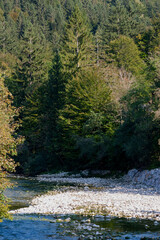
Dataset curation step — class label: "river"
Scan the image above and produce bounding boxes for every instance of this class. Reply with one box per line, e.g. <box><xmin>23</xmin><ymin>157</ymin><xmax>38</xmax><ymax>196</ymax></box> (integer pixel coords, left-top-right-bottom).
<box><xmin>0</xmin><ymin>176</ymin><xmax>160</xmax><ymax>240</ymax></box>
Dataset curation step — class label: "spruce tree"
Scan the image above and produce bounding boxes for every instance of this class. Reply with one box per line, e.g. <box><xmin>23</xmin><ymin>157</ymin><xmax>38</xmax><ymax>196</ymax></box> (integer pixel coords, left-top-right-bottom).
<box><xmin>103</xmin><ymin>0</ymin><xmax>147</xmax><ymax>43</ymax></box>
<box><xmin>41</xmin><ymin>53</ymin><xmax>66</xmax><ymax>168</ymax></box>
<box><xmin>103</xmin><ymin>1</ymin><xmax>129</xmax><ymax>43</ymax></box>
<box><xmin>10</xmin><ymin>21</ymin><xmax>51</xmax><ymax>107</ymax></box>
<box><xmin>7</xmin><ymin>21</ymin><xmax>52</xmax><ymax>174</ymax></box>
<box><xmin>123</xmin><ymin>0</ymin><xmax>148</xmax><ymax>37</ymax></box>
<box><xmin>0</xmin><ymin>12</ymin><xmax>18</xmax><ymax>54</ymax></box>
<box><xmin>60</xmin><ymin>6</ymin><xmax>94</xmax><ymax>74</ymax></box>
<box><xmin>94</xmin><ymin>26</ymin><xmax>106</xmax><ymax>66</ymax></box>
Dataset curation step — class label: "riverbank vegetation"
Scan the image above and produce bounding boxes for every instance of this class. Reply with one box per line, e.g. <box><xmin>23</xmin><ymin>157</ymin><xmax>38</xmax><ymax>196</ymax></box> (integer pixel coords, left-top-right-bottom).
<box><xmin>0</xmin><ymin>73</ymin><xmax>20</xmax><ymax>221</ymax></box>
<box><xmin>0</xmin><ymin>0</ymin><xmax>159</xmax><ymax>178</ymax></box>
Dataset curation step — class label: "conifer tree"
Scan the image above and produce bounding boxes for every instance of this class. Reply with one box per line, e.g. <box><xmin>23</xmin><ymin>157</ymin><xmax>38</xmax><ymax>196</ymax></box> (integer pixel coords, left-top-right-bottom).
<box><xmin>60</xmin><ymin>6</ymin><xmax>94</xmax><ymax>74</ymax></box>
<box><xmin>10</xmin><ymin>21</ymin><xmax>51</xmax><ymax>107</ymax></box>
<box><xmin>103</xmin><ymin>1</ymin><xmax>129</xmax><ymax>43</ymax></box>
<box><xmin>124</xmin><ymin>0</ymin><xmax>148</xmax><ymax>37</ymax></box>
<box><xmin>94</xmin><ymin>26</ymin><xmax>106</xmax><ymax>66</ymax></box>
<box><xmin>7</xmin><ymin>22</ymin><xmax>52</xmax><ymax>174</ymax></box>
<box><xmin>0</xmin><ymin>11</ymin><xmax>18</xmax><ymax>54</ymax></box>
<box><xmin>41</xmin><ymin>53</ymin><xmax>66</xmax><ymax>168</ymax></box>
<box><xmin>103</xmin><ymin>0</ymin><xmax>147</xmax><ymax>43</ymax></box>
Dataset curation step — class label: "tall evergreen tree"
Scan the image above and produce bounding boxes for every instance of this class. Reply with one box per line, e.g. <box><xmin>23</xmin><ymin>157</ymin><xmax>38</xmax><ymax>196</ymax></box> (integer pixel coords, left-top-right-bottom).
<box><xmin>94</xmin><ymin>26</ymin><xmax>106</xmax><ymax>66</ymax></box>
<box><xmin>7</xmin><ymin>21</ymin><xmax>52</xmax><ymax>174</ymax></box>
<box><xmin>60</xmin><ymin>6</ymin><xmax>94</xmax><ymax>74</ymax></box>
<box><xmin>41</xmin><ymin>53</ymin><xmax>66</xmax><ymax>169</ymax></box>
<box><xmin>103</xmin><ymin>0</ymin><xmax>129</xmax><ymax>43</ymax></box>
<box><xmin>103</xmin><ymin>0</ymin><xmax>147</xmax><ymax>43</ymax></box>
<box><xmin>0</xmin><ymin>12</ymin><xmax>18</xmax><ymax>54</ymax></box>
<box><xmin>10</xmin><ymin>22</ymin><xmax>51</xmax><ymax>107</ymax></box>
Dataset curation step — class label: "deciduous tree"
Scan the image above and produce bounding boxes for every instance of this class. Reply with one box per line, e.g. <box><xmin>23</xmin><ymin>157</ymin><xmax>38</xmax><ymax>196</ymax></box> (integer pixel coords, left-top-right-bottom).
<box><xmin>0</xmin><ymin>73</ymin><xmax>19</xmax><ymax>221</ymax></box>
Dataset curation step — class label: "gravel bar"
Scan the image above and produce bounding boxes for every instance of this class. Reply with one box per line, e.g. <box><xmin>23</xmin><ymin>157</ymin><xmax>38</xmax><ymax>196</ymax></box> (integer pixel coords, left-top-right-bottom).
<box><xmin>11</xmin><ymin>171</ymin><xmax>160</xmax><ymax>221</ymax></box>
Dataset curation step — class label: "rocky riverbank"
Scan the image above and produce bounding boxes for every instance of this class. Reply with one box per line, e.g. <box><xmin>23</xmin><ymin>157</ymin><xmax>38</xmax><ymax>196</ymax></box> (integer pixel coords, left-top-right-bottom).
<box><xmin>123</xmin><ymin>168</ymin><xmax>160</xmax><ymax>192</ymax></box>
<box><xmin>11</xmin><ymin>169</ymin><xmax>160</xmax><ymax>222</ymax></box>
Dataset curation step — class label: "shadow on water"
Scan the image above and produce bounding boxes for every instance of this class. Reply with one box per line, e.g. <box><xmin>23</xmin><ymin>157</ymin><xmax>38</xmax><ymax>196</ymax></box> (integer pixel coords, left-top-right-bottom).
<box><xmin>1</xmin><ymin>177</ymin><xmax>160</xmax><ymax>240</ymax></box>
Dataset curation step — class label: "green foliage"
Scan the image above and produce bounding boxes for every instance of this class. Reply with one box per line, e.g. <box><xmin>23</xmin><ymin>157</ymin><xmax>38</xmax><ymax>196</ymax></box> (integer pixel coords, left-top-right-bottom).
<box><xmin>0</xmin><ymin>0</ymin><xmax>159</xmax><ymax>176</ymax></box>
<box><xmin>60</xmin><ymin>69</ymin><xmax>115</xmax><ymax>136</ymax></box>
<box><xmin>109</xmin><ymin>36</ymin><xmax>145</xmax><ymax>76</ymax></box>
<box><xmin>10</xmin><ymin>22</ymin><xmax>51</xmax><ymax>107</ymax></box>
<box><xmin>103</xmin><ymin>0</ymin><xmax>148</xmax><ymax>43</ymax></box>
<box><xmin>7</xmin><ymin>22</ymin><xmax>52</xmax><ymax>175</ymax></box>
<box><xmin>60</xmin><ymin>6</ymin><xmax>94</xmax><ymax>74</ymax></box>
<box><xmin>94</xmin><ymin>26</ymin><xmax>106</xmax><ymax>66</ymax></box>
<box><xmin>0</xmin><ymin>73</ymin><xmax>18</xmax><ymax>172</ymax></box>
<box><xmin>113</xmin><ymin>81</ymin><xmax>160</xmax><ymax>170</ymax></box>
<box><xmin>136</xmin><ymin>18</ymin><xmax>160</xmax><ymax>60</ymax></box>
<box><xmin>41</xmin><ymin>53</ymin><xmax>67</xmax><ymax>169</ymax></box>
<box><xmin>0</xmin><ymin>73</ymin><xmax>19</xmax><ymax>221</ymax></box>
<box><xmin>141</xmin><ymin>0</ymin><xmax>160</xmax><ymax>18</ymax></box>
<box><xmin>57</xmin><ymin>69</ymin><xmax>118</xmax><ymax>168</ymax></box>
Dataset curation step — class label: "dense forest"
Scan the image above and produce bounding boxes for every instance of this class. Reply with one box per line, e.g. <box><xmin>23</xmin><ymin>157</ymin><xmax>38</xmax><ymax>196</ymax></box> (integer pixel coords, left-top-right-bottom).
<box><xmin>0</xmin><ymin>0</ymin><xmax>160</xmax><ymax>182</ymax></box>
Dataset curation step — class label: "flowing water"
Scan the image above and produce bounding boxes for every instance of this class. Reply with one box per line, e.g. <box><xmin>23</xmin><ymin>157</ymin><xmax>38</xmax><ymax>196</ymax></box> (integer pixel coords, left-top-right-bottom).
<box><xmin>0</xmin><ymin>177</ymin><xmax>160</xmax><ymax>240</ymax></box>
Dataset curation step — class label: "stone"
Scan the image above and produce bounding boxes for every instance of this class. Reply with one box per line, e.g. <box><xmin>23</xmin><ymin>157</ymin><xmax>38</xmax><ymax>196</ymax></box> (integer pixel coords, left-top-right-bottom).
<box><xmin>11</xmin><ymin>169</ymin><xmax>160</xmax><ymax>221</ymax></box>
<box><xmin>81</xmin><ymin>170</ymin><xmax>89</xmax><ymax>177</ymax></box>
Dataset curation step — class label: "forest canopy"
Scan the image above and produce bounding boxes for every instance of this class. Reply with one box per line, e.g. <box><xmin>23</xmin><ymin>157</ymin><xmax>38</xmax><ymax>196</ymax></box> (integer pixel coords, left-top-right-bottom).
<box><xmin>0</xmin><ymin>0</ymin><xmax>159</xmax><ymax>178</ymax></box>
